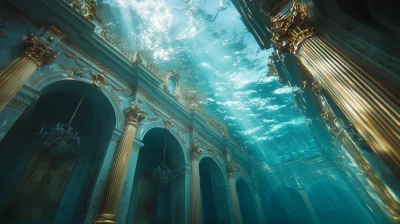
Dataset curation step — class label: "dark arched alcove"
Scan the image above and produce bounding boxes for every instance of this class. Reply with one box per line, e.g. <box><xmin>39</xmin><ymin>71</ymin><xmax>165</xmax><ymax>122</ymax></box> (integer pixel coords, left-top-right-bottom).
<box><xmin>199</xmin><ymin>157</ymin><xmax>231</xmax><ymax>224</ymax></box>
<box><xmin>308</xmin><ymin>183</ymin><xmax>377</xmax><ymax>224</ymax></box>
<box><xmin>130</xmin><ymin>128</ymin><xmax>185</xmax><ymax>223</ymax></box>
<box><xmin>268</xmin><ymin>187</ymin><xmax>312</xmax><ymax>224</ymax></box>
<box><xmin>236</xmin><ymin>178</ymin><xmax>258</xmax><ymax>224</ymax></box>
<box><xmin>0</xmin><ymin>81</ymin><xmax>116</xmax><ymax>223</ymax></box>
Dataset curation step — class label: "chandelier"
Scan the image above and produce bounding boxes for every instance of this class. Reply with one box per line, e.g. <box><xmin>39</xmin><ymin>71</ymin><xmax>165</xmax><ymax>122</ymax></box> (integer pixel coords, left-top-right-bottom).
<box><xmin>152</xmin><ymin>134</ymin><xmax>174</xmax><ymax>186</ymax></box>
<box><xmin>33</xmin><ymin>97</ymin><xmax>83</xmax><ymax>161</ymax></box>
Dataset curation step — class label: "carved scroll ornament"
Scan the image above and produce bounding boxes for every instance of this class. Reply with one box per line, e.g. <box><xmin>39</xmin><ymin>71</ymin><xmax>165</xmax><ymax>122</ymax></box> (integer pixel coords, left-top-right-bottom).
<box><xmin>270</xmin><ymin>1</ymin><xmax>315</xmax><ymax>54</ymax></box>
<box><xmin>23</xmin><ymin>36</ymin><xmax>58</xmax><ymax>68</ymax></box>
<box><xmin>125</xmin><ymin>103</ymin><xmax>146</xmax><ymax>125</ymax></box>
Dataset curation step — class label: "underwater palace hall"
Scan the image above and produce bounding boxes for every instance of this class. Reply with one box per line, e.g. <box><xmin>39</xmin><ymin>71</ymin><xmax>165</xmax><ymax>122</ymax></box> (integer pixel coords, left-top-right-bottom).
<box><xmin>0</xmin><ymin>0</ymin><xmax>399</xmax><ymax>223</ymax></box>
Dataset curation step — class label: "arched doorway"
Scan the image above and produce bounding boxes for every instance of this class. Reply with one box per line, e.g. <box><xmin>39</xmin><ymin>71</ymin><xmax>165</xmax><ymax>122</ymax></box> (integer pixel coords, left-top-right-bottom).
<box><xmin>308</xmin><ymin>183</ymin><xmax>376</xmax><ymax>224</ymax></box>
<box><xmin>236</xmin><ymin>178</ymin><xmax>259</xmax><ymax>224</ymax></box>
<box><xmin>199</xmin><ymin>157</ymin><xmax>231</xmax><ymax>224</ymax></box>
<box><xmin>268</xmin><ymin>187</ymin><xmax>312</xmax><ymax>224</ymax></box>
<box><xmin>0</xmin><ymin>81</ymin><xmax>116</xmax><ymax>223</ymax></box>
<box><xmin>130</xmin><ymin>128</ymin><xmax>186</xmax><ymax>223</ymax></box>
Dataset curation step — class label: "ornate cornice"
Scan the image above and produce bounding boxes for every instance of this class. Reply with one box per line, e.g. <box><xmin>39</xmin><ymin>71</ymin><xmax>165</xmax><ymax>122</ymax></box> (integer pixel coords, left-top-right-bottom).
<box><xmin>270</xmin><ymin>1</ymin><xmax>315</xmax><ymax>54</ymax></box>
<box><xmin>125</xmin><ymin>103</ymin><xmax>146</xmax><ymax>126</ymax></box>
<box><xmin>22</xmin><ymin>35</ymin><xmax>58</xmax><ymax>67</ymax></box>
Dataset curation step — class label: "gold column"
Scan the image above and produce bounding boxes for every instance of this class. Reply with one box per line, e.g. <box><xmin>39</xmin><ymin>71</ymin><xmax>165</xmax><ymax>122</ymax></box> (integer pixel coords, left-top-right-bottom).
<box><xmin>271</xmin><ymin>1</ymin><xmax>400</xmax><ymax>221</ymax></box>
<box><xmin>95</xmin><ymin>103</ymin><xmax>145</xmax><ymax>224</ymax></box>
<box><xmin>0</xmin><ymin>36</ymin><xmax>58</xmax><ymax>112</ymax></box>
<box><xmin>190</xmin><ymin>144</ymin><xmax>202</xmax><ymax>224</ymax></box>
<box><xmin>227</xmin><ymin>164</ymin><xmax>242</xmax><ymax>224</ymax></box>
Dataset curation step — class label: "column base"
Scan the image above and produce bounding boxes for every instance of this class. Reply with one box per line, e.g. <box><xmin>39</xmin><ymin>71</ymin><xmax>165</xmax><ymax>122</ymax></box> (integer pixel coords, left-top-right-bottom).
<box><xmin>94</xmin><ymin>214</ymin><xmax>117</xmax><ymax>224</ymax></box>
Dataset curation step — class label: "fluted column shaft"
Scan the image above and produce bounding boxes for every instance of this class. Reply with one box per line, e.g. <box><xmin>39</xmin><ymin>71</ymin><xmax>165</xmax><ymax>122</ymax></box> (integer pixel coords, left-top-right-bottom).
<box><xmin>0</xmin><ymin>36</ymin><xmax>58</xmax><ymax>112</ymax></box>
<box><xmin>227</xmin><ymin>167</ymin><xmax>242</xmax><ymax>224</ymax></box>
<box><xmin>298</xmin><ymin>35</ymin><xmax>400</xmax><ymax>175</ymax></box>
<box><xmin>190</xmin><ymin>144</ymin><xmax>202</xmax><ymax>224</ymax></box>
<box><xmin>298</xmin><ymin>35</ymin><xmax>400</xmax><ymax>221</ymax></box>
<box><xmin>95</xmin><ymin>103</ymin><xmax>145</xmax><ymax>224</ymax></box>
<box><xmin>270</xmin><ymin>1</ymin><xmax>400</xmax><ymax>221</ymax></box>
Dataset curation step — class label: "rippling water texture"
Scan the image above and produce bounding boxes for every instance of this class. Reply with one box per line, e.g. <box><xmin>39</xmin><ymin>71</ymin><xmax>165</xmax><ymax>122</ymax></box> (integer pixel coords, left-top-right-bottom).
<box><xmin>98</xmin><ymin>0</ymin><xmax>320</xmax><ymax>166</ymax></box>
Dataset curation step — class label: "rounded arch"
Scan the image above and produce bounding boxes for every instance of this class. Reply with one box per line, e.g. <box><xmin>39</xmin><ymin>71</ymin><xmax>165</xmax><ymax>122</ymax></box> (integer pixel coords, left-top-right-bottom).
<box><xmin>138</xmin><ymin>124</ymin><xmax>188</xmax><ymax>166</ymax></box>
<box><xmin>236</xmin><ymin>177</ymin><xmax>258</xmax><ymax>224</ymax></box>
<box><xmin>0</xmin><ymin>80</ymin><xmax>117</xmax><ymax>223</ymax></box>
<box><xmin>129</xmin><ymin>127</ymin><xmax>187</xmax><ymax>223</ymax></box>
<box><xmin>267</xmin><ymin>186</ymin><xmax>312</xmax><ymax>224</ymax></box>
<box><xmin>199</xmin><ymin>156</ymin><xmax>228</xmax><ymax>187</ymax></box>
<box><xmin>30</xmin><ymin>73</ymin><xmax>124</xmax><ymax>130</ymax></box>
<box><xmin>142</xmin><ymin>127</ymin><xmax>186</xmax><ymax>169</ymax></box>
<box><xmin>199</xmin><ymin>156</ymin><xmax>231</xmax><ymax>223</ymax></box>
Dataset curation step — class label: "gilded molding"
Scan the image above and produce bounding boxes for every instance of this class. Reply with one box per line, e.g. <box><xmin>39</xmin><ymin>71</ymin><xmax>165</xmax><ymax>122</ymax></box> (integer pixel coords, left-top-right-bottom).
<box><xmin>270</xmin><ymin>1</ymin><xmax>315</xmax><ymax>54</ymax></box>
<box><xmin>23</xmin><ymin>35</ymin><xmax>58</xmax><ymax>67</ymax></box>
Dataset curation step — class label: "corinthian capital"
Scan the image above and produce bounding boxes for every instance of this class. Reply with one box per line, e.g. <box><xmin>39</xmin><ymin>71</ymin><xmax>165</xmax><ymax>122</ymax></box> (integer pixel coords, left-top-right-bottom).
<box><xmin>125</xmin><ymin>103</ymin><xmax>146</xmax><ymax>125</ymax></box>
<box><xmin>226</xmin><ymin>163</ymin><xmax>237</xmax><ymax>178</ymax></box>
<box><xmin>191</xmin><ymin>143</ymin><xmax>203</xmax><ymax>161</ymax></box>
<box><xmin>270</xmin><ymin>1</ymin><xmax>315</xmax><ymax>54</ymax></box>
<box><xmin>22</xmin><ymin>35</ymin><xmax>58</xmax><ymax>67</ymax></box>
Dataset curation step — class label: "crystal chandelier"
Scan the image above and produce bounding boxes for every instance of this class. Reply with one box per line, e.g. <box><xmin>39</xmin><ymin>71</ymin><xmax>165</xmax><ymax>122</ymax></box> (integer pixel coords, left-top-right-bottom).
<box><xmin>152</xmin><ymin>134</ymin><xmax>174</xmax><ymax>186</ymax></box>
<box><xmin>33</xmin><ymin>97</ymin><xmax>83</xmax><ymax>161</ymax></box>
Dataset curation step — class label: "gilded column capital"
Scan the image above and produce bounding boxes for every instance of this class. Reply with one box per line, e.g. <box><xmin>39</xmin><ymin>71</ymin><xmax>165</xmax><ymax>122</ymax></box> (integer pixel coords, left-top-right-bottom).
<box><xmin>125</xmin><ymin>103</ymin><xmax>146</xmax><ymax>126</ymax></box>
<box><xmin>270</xmin><ymin>1</ymin><xmax>315</xmax><ymax>54</ymax></box>
<box><xmin>22</xmin><ymin>35</ymin><xmax>58</xmax><ymax>68</ymax></box>
<box><xmin>191</xmin><ymin>143</ymin><xmax>203</xmax><ymax>161</ymax></box>
<box><xmin>262</xmin><ymin>0</ymin><xmax>289</xmax><ymax>16</ymax></box>
<box><xmin>226</xmin><ymin>163</ymin><xmax>237</xmax><ymax>178</ymax></box>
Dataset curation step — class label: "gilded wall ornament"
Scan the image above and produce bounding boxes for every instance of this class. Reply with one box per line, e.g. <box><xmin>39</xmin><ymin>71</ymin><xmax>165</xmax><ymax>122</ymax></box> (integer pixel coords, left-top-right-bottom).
<box><xmin>164</xmin><ymin>118</ymin><xmax>173</xmax><ymax>130</ymax></box>
<box><xmin>270</xmin><ymin>1</ymin><xmax>315</xmax><ymax>54</ymax></box>
<box><xmin>163</xmin><ymin>70</ymin><xmax>181</xmax><ymax>99</ymax></box>
<box><xmin>89</xmin><ymin>70</ymin><xmax>106</xmax><ymax>88</ymax></box>
<box><xmin>23</xmin><ymin>35</ymin><xmax>59</xmax><ymax>67</ymax></box>
<box><xmin>207</xmin><ymin>119</ymin><xmax>229</xmax><ymax>137</ymax></box>
<box><xmin>69</xmin><ymin>0</ymin><xmax>101</xmax><ymax>22</ymax></box>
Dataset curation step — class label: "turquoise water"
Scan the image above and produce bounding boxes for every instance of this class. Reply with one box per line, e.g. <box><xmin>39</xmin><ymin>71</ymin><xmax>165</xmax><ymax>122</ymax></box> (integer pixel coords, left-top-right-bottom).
<box><xmin>97</xmin><ymin>0</ymin><xmax>320</xmax><ymax>166</ymax></box>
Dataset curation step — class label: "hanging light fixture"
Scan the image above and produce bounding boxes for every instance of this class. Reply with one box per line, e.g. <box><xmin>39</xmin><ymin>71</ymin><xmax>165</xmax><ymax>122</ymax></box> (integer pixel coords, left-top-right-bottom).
<box><xmin>33</xmin><ymin>97</ymin><xmax>84</xmax><ymax>161</ymax></box>
<box><xmin>152</xmin><ymin>133</ymin><xmax>174</xmax><ymax>186</ymax></box>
